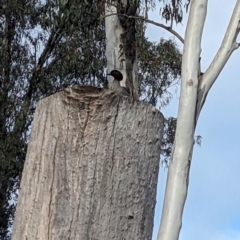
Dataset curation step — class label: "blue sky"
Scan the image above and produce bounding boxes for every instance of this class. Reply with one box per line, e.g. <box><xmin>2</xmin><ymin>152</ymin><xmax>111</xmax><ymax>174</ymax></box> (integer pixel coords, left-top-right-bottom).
<box><xmin>146</xmin><ymin>1</ymin><xmax>240</xmax><ymax>239</ymax></box>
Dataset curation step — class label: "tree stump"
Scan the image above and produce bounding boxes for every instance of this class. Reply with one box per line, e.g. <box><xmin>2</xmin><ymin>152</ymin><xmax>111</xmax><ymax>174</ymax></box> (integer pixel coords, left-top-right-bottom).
<box><xmin>11</xmin><ymin>86</ymin><xmax>164</xmax><ymax>240</ymax></box>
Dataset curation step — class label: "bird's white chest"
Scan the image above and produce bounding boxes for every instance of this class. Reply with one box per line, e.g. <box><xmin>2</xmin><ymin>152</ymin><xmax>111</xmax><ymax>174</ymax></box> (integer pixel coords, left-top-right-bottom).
<box><xmin>109</xmin><ymin>80</ymin><xmax>121</xmax><ymax>92</ymax></box>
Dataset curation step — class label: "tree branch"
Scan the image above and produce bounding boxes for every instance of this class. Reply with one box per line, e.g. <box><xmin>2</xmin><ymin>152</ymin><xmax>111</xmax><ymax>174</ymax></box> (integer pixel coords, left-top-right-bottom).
<box><xmin>102</xmin><ymin>13</ymin><xmax>184</xmax><ymax>44</ymax></box>
<box><xmin>12</xmin><ymin>28</ymin><xmax>63</xmax><ymax>137</ymax></box>
<box><xmin>196</xmin><ymin>0</ymin><xmax>240</xmax><ymax>120</ymax></box>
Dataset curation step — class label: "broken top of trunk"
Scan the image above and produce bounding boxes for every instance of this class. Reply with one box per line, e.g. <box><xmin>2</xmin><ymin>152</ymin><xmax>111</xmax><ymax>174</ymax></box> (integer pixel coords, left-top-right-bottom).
<box><xmin>12</xmin><ymin>86</ymin><xmax>164</xmax><ymax>240</ymax></box>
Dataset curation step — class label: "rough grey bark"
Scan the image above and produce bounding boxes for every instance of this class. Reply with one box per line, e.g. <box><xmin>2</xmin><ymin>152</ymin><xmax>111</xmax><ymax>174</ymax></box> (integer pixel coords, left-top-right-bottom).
<box><xmin>12</xmin><ymin>86</ymin><xmax>164</xmax><ymax>240</ymax></box>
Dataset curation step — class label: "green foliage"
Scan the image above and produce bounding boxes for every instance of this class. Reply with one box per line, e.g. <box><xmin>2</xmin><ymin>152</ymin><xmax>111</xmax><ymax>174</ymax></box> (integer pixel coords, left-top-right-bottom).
<box><xmin>138</xmin><ymin>38</ymin><xmax>181</xmax><ymax>107</ymax></box>
<box><xmin>161</xmin><ymin>117</ymin><xmax>177</xmax><ymax>164</ymax></box>
<box><xmin>0</xmin><ymin>0</ymin><xmax>182</xmax><ymax>238</ymax></box>
<box><xmin>159</xmin><ymin>0</ymin><xmax>190</xmax><ymax>24</ymax></box>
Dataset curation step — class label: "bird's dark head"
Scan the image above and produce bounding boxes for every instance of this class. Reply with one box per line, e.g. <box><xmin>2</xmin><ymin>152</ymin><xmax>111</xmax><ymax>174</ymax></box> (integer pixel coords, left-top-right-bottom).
<box><xmin>107</xmin><ymin>70</ymin><xmax>123</xmax><ymax>81</ymax></box>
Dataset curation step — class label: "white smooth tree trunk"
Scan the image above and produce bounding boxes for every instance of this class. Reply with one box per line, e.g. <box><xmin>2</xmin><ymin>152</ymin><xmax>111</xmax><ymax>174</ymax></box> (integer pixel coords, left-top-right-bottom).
<box><xmin>105</xmin><ymin>2</ymin><xmax>138</xmax><ymax>98</ymax></box>
<box><xmin>158</xmin><ymin>1</ymin><xmax>240</xmax><ymax>240</ymax></box>
<box><xmin>12</xmin><ymin>86</ymin><xmax>164</xmax><ymax>240</ymax></box>
<box><xmin>105</xmin><ymin>4</ymin><xmax>123</xmax><ymax>74</ymax></box>
<box><xmin>157</xmin><ymin>2</ymin><xmax>207</xmax><ymax>240</ymax></box>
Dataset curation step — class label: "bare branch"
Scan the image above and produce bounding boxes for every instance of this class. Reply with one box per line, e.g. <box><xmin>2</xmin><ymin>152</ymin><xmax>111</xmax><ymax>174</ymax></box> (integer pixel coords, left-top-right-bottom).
<box><xmin>12</xmin><ymin>28</ymin><xmax>63</xmax><ymax>137</ymax></box>
<box><xmin>102</xmin><ymin>13</ymin><xmax>184</xmax><ymax>44</ymax></box>
<box><xmin>196</xmin><ymin>0</ymin><xmax>240</xmax><ymax>120</ymax></box>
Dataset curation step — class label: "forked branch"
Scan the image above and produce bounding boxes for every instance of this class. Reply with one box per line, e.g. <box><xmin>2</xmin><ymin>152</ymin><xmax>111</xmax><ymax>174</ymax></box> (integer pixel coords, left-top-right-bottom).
<box><xmin>196</xmin><ymin>0</ymin><xmax>240</xmax><ymax>120</ymax></box>
<box><xmin>102</xmin><ymin>13</ymin><xmax>184</xmax><ymax>44</ymax></box>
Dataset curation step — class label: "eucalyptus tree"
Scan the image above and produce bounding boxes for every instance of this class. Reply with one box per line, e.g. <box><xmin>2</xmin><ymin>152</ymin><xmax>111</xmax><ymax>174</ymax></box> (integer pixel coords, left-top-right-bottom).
<box><xmin>0</xmin><ymin>0</ymin><xmax>181</xmax><ymax>238</ymax></box>
<box><xmin>152</xmin><ymin>1</ymin><xmax>240</xmax><ymax>239</ymax></box>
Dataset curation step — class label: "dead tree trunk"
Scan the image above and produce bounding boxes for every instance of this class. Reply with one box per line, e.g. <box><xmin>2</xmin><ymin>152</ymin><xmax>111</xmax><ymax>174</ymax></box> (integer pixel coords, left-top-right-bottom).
<box><xmin>11</xmin><ymin>86</ymin><xmax>164</xmax><ymax>240</ymax></box>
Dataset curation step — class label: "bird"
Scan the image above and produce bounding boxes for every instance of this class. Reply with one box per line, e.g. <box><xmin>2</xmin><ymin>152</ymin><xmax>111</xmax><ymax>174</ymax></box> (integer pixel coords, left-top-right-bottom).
<box><xmin>107</xmin><ymin>70</ymin><xmax>130</xmax><ymax>97</ymax></box>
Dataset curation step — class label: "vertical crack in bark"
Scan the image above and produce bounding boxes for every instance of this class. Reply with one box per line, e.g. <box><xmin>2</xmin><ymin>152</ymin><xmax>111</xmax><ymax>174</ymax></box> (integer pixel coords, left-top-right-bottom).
<box><xmin>110</xmin><ymin>98</ymin><xmax>120</xmax><ymax>176</ymax></box>
<box><xmin>67</xmin><ymin>104</ymin><xmax>74</xmax><ymax>240</ymax></box>
<box><xmin>76</xmin><ymin>97</ymin><xmax>91</xmax><ymax>240</ymax></box>
<box><xmin>87</xmin><ymin>98</ymin><xmax>101</xmax><ymax>240</ymax></box>
<box><xmin>81</xmin><ymin>99</ymin><xmax>91</xmax><ymax>139</ymax></box>
<box><xmin>47</xmin><ymin>133</ymin><xmax>58</xmax><ymax>239</ymax></box>
<box><xmin>143</xmin><ymin>107</ymin><xmax>149</xmax><ymax>165</ymax></box>
<box><xmin>137</xmin><ymin>106</ymin><xmax>149</xmax><ymax>235</ymax></box>
<box><xmin>109</xmin><ymin>97</ymin><xmax>120</xmax><ymax>209</ymax></box>
<box><xmin>28</xmin><ymin>103</ymin><xmax>49</xmax><ymax>236</ymax></box>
